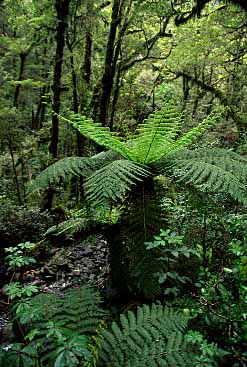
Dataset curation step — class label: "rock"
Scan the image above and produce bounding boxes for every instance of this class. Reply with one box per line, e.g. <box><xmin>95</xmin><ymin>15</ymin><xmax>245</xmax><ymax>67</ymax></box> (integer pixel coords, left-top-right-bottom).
<box><xmin>29</xmin><ymin>234</ymin><xmax>110</xmax><ymax>293</ymax></box>
<box><xmin>72</xmin><ymin>269</ymin><xmax>81</xmax><ymax>276</ymax></box>
<box><xmin>81</xmin><ymin>247</ymin><xmax>94</xmax><ymax>256</ymax></box>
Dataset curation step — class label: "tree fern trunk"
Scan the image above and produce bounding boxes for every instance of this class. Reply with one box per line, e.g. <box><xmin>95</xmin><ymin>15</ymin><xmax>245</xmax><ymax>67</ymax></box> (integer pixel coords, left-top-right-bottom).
<box><xmin>106</xmin><ymin>177</ymin><xmax>163</xmax><ymax>299</ymax></box>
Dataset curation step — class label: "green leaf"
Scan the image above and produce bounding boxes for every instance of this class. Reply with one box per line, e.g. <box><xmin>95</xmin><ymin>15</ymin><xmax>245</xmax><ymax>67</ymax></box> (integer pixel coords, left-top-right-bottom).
<box><xmin>85</xmin><ymin>160</ymin><xmax>150</xmax><ymax>205</ymax></box>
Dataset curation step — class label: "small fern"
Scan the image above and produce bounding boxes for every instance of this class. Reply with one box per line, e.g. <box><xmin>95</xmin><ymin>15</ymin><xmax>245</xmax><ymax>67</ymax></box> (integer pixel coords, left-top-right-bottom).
<box><xmin>98</xmin><ymin>304</ymin><xmax>193</xmax><ymax>367</ymax></box>
<box><xmin>53</xmin><ymin>286</ymin><xmax>107</xmax><ymax>334</ymax></box>
<box><xmin>45</xmin><ymin>208</ymin><xmax>90</xmax><ymax>236</ymax></box>
<box><xmin>16</xmin><ymin>285</ymin><xmax>108</xmax><ymax>366</ymax></box>
<box><xmin>29</xmin><ymin>285</ymin><xmax>107</xmax><ymax>334</ymax></box>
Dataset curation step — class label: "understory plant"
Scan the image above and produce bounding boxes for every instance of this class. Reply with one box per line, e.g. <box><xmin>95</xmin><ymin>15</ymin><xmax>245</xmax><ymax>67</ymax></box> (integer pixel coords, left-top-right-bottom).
<box><xmin>145</xmin><ymin>229</ymin><xmax>198</xmax><ymax>301</ymax></box>
<box><xmin>4</xmin><ymin>241</ymin><xmax>39</xmax><ymax>301</ymax></box>
<box><xmin>174</xmin><ymin>208</ymin><xmax>247</xmax><ymax>367</ymax></box>
<box><xmin>29</xmin><ymin>103</ymin><xmax>247</xmax><ymax>296</ymax></box>
<box><xmin>0</xmin><ymin>285</ymin><xmax>106</xmax><ymax>367</ymax></box>
<box><xmin>187</xmin><ymin>238</ymin><xmax>247</xmax><ymax>366</ymax></box>
<box><xmin>0</xmin><ymin>284</ymin><xmax>225</xmax><ymax>367</ymax></box>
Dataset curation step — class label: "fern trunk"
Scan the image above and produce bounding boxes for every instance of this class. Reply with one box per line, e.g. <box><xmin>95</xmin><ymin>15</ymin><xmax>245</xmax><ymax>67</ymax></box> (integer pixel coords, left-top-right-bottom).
<box><xmin>106</xmin><ymin>177</ymin><xmax>164</xmax><ymax>299</ymax></box>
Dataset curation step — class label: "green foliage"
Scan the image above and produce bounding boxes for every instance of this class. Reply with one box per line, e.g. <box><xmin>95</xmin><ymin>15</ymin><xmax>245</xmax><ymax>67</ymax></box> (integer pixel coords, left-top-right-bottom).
<box><xmin>0</xmin><ymin>342</ymin><xmax>39</xmax><ymax>367</ymax></box>
<box><xmin>69</xmin><ymin>105</ymin><xmax>221</xmax><ymax>165</ymax></box>
<box><xmin>98</xmin><ymin>304</ymin><xmax>193</xmax><ymax>367</ymax></box>
<box><xmin>183</xmin><ymin>236</ymin><xmax>247</xmax><ymax>365</ymax></box>
<box><xmin>5</xmin><ymin>241</ymin><xmax>36</xmax><ymax>271</ymax></box>
<box><xmin>51</xmin><ymin>286</ymin><xmax>108</xmax><ymax>334</ymax></box>
<box><xmin>5</xmin><ymin>282</ymin><xmax>38</xmax><ymax>300</ymax></box>
<box><xmin>69</xmin><ymin>114</ymin><xmax>135</xmax><ymax>160</ymax></box>
<box><xmin>30</xmin><ymin>105</ymin><xmax>246</xmax><ymax>209</ymax></box>
<box><xmin>2</xmin><ymin>285</ymin><xmax>107</xmax><ymax>367</ymax></box>
<box><xmin>145</xmin><ymin>229</ymin><xmax>198</xmax><ymax>300</ymax></box>
<box><xmin>53</xmin><ymin>334</ymin><xmax>91</xmax><ymax>367</ymax></box>
<box><xmin>85</xmin><ymin>159</ymin><xmax>150</xmax><ymax>204</ymax></box>
<box><xmin>0</xmin><ymin>202</ymin><xmax>52</xmax><ymax>245</ymax></box>
<box><xmin>156</xmin><ymin>148</ymin><xmax>247</xmax><ymax>205</ymax></box>
<box><xmin>29</xmin><ymin>105</ymin><xmax>247</xmax><ymax>298</ymax></box>
<box><xmin>2</xmin><ymin>3</ymin><xmax>247</xmax><ymax>367</ymax></box>
<box><xmin>130</xmin><ymin>107</ymin><xmax>220</xmax><ymax>164</ymax></box>
<box><xmin>4</xmin><ymin>241</ymin><xmax>39</xmax><ymax>300</ymax></box>
<box><xmin>128</xmin><ymin>106</ymin><xmax>182</xmax><ymax>163</ymax></box>
<box><xmin>185</xmin><ymin>331</ymin><xmax>228</xmax><ymax>367</ymax></box>
<box><xmin>26</xmin><ymin>285</ymin><xmax>107</xmax><ymax>335</ymax></box>
<box><xmin>45</xmin><ymin>206</ymin><xmax>120</xmax><ymax>236</ymax></box>
<box><xmin>28</xmin><ymin>151</ymin><xmax>119</xmax><ymax>194</ymax></box>
<box><xmin>2</xmin><ymin>285</ymin><xmax>221</xmax><ymax>367</ymax></box>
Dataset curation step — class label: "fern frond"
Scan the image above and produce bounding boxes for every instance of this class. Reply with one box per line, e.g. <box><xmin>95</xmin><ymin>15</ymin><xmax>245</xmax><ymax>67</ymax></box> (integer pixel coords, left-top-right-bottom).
<box><xmin>29</xmin><ymin>285</ymin><xmax>107</xmax><ymax>333</ymax></box>
<box><xmin>155</xmin><ymin>148</ymin><xmax>247</xmax><ymax>205</ymax></box>
<box><xmin>45</xmin><ymin>208</ymin><xmax>89</xmax><ymax>236</ymax></box>
<box><xmin>61</xmin><ymin>113</ymin><xmax>136</xmax><ymax>160</ymax></box>
<box><xmin>28</xmin><ymin>151</ymin><xmax>117</xmax><ymax>193</ymax></box>
<box><xmin>24</xmin><ymin>286</ymin><xmax>107</xmax><ymax>366</ymax></box>
<box><xmin>129</xmin><ymin>105</ymin><xmax>182</xmax><ymax>164</ymax></box>
<box><xmin>98</xmin><ymin>304</ymin><xmax>192</xmax><ymax>367</ymax></box>
<box><xmin>84</xmin><ymin>160</ymin><xmax>151</xmax><ymax>205</ymax></box>
<box><xmin>163</xmin><ymin>110</ymin><xmax>221</xmax><ymax>156</ymax></box>
<box><xmin>54</xmin><ymin>286</ymin><xmax>107</xmax><ymax>334</ymax></box>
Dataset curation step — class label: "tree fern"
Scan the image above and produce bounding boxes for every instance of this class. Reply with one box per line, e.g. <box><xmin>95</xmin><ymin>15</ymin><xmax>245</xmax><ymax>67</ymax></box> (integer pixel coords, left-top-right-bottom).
<box><xmin>29</xmin><ymin>105</ymin><xmax>247</xmax><ymax>296</ymax></box>
<box><xmin>85</xmin><ymin>160</ymin><xmax>150</xmax><ymax>205</ymax></box>
<box><xmin>30</xmin><ymin>105</ymin><xmax>227</xmax><ymax>205</ymax></box>
<box><xmin>98</xmin><ymin>304</ymin><xmax>193</xmax><ymax>367</ymax></box>
<box><xmin>154</xmin><ymin>148</ymin><xmax>247</xmax><ymax>205</ymax></box>
<box><xmin>129</xmin><ymin>106</ymin><xmax>182</xmax><ymax>164</ymax></box>
<box><xmin>65</xmin><ymin>114</ymin><xmax>136</xmax><ymax>160</ymax></box>
<box><xmin>28</xmin><ymin>151</ymin><xmax>118</xmax><ymax>193</ymax></box>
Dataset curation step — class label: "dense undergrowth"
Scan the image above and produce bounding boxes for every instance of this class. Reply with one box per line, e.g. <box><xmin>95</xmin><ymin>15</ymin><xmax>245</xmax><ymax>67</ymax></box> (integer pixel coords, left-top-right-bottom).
<box><xmin>1</xmin><ymin>205</ymin><xmax>247</xmax><ymax>366</ymax></box>
<box><xmin>1</xmin><ymin>105</ymin><xmax>247</xmax><ymax>366</ymax></box>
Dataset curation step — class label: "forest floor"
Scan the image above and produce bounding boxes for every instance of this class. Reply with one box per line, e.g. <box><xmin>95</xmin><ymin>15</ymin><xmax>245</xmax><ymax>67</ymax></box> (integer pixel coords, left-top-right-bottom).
<box><xmin>0</xmin><ymin>234</ymin><xmax>111</xmax><ymax>342</ymax></box>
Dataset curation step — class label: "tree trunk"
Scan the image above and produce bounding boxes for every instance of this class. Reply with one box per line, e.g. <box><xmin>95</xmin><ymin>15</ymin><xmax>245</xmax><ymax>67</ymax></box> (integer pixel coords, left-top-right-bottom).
<box><xmin>49</xmin><ymin>0</ymin><xmax>70</xmax><ymax>159</ymax></box>
<box><xmin>98</xmin><ymin>0</ymin><xmax>122</xmax><ymax>126</ymax></box>
<box><xmin>8</xmin><ymin>139</ymin><xmax>22</xmax><ymax>204</ymax></box>
<box><xmin>109</xmin><ymin>65</ymin><xmax>121</xmax><ymax>130</ymax></box>
<box><xmin>107</xmin><ymin>178</ymin><xmax>163</xmax><ymax>299</ymax></box>
<box><xmin>45</xmin><ymin>0</ymin><xmax>70</xmax><ymax>211</ymax></box>
<box><xmin>83</xmin><ymin>30</ymin><xmax>92</xmax><ymax>86</ymax></box>
<box><xmin>13</xmin><ymin>52</ymin><xmax>27</xmax><ymax>107</ymax></box>
<box><xmin>78</xmin><ymin>0</ymin><xmax>93</xmax><ymax>153</ymax></box>
<box><xmin>33</xmin><ymin>40</ymin><xmax>50</xmax><ymax>130</ymax></box>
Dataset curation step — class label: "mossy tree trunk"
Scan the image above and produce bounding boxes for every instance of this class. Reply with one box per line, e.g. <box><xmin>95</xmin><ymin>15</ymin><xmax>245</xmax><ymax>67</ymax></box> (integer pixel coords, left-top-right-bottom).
<box><xmin>49</xmin><ymin>0</ymin><xmax>70</xmax><ymax>159</ymax></box>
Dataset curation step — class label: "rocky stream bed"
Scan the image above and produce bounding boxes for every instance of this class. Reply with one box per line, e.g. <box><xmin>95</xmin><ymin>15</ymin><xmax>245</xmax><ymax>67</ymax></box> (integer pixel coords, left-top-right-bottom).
<box><xmin>0</xmin><ymin>234</ymin><xmax>111</xmax><ymax>342</ymax></box>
